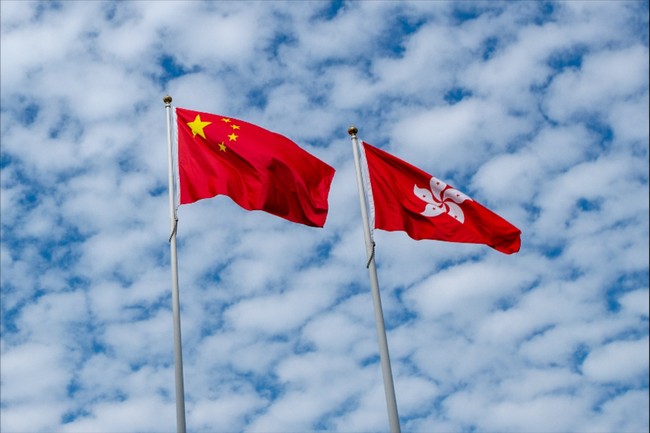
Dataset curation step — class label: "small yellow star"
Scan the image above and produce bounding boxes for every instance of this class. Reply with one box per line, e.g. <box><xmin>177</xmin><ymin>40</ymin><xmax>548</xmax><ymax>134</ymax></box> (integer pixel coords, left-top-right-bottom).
<box><xmin>228</xmin><ymin>133</ymin><xmax>238</xmax><ymax>141</ymax></box>
<box><xmin>187</xmin><ymin>115</ymin><xmax>211</xmax><ymax>139</ymax></box>
<box><xmin>218</xmin><ymin>142</ymin><xmax>227</xmax><ymax>152</ymax></box>
<box><xmin>221</xmin><ymin>118</ymin><xmax>231</xmax><ymax>123</ymax></box>
<box><xmin>231</xmin><ymin>124</ymin><xmax>240</xmax><ymax>130</ymax></box>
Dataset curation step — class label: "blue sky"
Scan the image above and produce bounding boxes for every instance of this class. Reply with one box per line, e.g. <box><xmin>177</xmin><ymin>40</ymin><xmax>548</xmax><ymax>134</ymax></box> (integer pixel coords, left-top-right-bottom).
<box><xmin>1</xmin><ymin>1</ymin><xmax>648</xmax><ymax>432</ymax></box>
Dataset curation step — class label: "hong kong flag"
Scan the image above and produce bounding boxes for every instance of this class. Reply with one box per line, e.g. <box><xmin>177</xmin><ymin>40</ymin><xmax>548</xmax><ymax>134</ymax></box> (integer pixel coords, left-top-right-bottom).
<box><xmin>362</xmin><ymin>142</ymin><xmax>521</xmax><ymax>254</ymax></box>
<box><xmin>176</xmin><ymin>108</ymin><xmax>335</xmax><ymax>227</ymax></box>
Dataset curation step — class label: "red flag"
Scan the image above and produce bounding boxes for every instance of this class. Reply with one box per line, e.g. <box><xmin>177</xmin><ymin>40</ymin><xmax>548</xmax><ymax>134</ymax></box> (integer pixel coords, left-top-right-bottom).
<box><xmin>176</xmin><ymin>108</ymin><xmax>335</xmax><ymax>227</ymax></box>
<box><xmin>362</xmin><ymin>142</ymin><xmax>521</xmax><ymax>254</ymax></box>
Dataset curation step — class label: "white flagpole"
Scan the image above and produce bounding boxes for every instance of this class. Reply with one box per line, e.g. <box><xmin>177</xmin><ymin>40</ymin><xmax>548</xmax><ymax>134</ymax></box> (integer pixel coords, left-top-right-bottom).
<box><xmin>164</xmin><ymin>95</ymin><xmax>187</xmax><ymax>433</ymax></box>
<box><xmin>348</xmin><ymin>126</ymin><xmax>401</xmax><ymax>433</ymax></box>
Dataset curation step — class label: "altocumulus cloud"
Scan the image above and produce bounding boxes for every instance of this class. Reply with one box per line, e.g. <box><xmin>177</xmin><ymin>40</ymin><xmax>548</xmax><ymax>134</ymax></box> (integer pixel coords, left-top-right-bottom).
<box><xmin>1</xmin><ymin>1</ymin><xmax>648</xmax><ymax>432</ymax></box>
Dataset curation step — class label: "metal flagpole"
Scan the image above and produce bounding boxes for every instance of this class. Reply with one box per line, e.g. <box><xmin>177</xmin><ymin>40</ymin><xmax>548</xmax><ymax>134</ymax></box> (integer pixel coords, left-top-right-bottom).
<box><xmin>348</xmin><ymin>126</ymin><xmax>401</xmax><ymax>433</ymax></box>
<box><xmin>164</xmin><ymin>95</ymin><xmax>187</xmax><ymax>433</ymax></box>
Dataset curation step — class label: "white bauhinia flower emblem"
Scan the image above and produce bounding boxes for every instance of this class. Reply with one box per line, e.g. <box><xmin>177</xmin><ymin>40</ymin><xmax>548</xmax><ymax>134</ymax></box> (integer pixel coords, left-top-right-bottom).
<box><xmin>413</xmin><ymin>177</ymin><xmax>473</xmax><ymax>223</ymax></box>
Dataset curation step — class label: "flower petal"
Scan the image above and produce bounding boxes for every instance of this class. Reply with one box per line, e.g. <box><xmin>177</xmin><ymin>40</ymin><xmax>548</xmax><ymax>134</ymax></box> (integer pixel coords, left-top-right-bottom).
<box><xmin>422</xmin><ymin>203</ymin><xmax>445</xmax><ymax>217</ymax></box>
<box><xmin>443</xmin><ymin>187</ymin><xmax>472</xmax><ymax>204</ymax></box>
<box><xmin>429</xmin><ymin>177</ymin><xmax>447</xmax><ymax>201</ymax></box>
<box><xmin>414</xmin><ymin>184</ymin><xmax>434</xmax><ymax>205</ymax></box>
<box><xmin>445</xmin><ymin>202</ymin><xmax>465</xmax><ymax>223</ymax></box>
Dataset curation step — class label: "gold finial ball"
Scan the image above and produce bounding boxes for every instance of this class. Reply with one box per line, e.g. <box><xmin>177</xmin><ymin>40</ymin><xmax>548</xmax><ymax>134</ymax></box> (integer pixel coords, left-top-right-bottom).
<box><xmin>347</xmin><ymin>125</ymin><xmax>358</xmax><ymax>136</ymax></box>
<box><xmin>163</xmin><ymin>95</ymin><xmax>172</xmax><ymax>104</ymax></box>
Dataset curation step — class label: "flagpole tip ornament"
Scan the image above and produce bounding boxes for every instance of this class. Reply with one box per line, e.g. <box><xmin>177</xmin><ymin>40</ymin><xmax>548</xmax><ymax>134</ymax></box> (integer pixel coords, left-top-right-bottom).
<box><xmin>348</xmin><ymin>126</ymin><xmax>358</xmax><ymax>137</ymax></box>
<box><xmin>163</xmin><ymin>95</ymin><xmax>172</xmax><ymax>105</ymax></box>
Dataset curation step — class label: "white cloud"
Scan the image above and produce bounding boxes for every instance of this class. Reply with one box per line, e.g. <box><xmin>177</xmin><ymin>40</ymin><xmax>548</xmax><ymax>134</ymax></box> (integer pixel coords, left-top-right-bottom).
<box><xmin>618</xmin><ymin>289</ymin><xmax>650</xmax><ymax>318</ymax></box>
<box><xmin>544</xmin><ymin>44</ymin><xmax>649</xmax><ymax>122</ymax></box>
<box><xmin>582</xmin><ymin>389</ymin><xmax>650</xmax><ymax>433</ymax></box>
<box><xmin>582</xmin><ymin>336</ymin><xmax>650</xmax><ymax>383</ymax></box>
<box><xmin>0</xmin><ymin>343</ymin><xmax>71</xmax><ymax>432</ymax></box>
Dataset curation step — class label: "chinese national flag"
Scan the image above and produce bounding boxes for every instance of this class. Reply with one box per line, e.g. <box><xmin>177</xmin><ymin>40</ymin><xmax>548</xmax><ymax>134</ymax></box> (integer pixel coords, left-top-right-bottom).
<box><xmin>176</xmin><ymin>108</ymin><xmax>335</xmax><ymax>227</ymax></box>
<box><xmin>362</xmin><ymin>142</ymin><xmax>521</xmax><ymax>254</ymax></box>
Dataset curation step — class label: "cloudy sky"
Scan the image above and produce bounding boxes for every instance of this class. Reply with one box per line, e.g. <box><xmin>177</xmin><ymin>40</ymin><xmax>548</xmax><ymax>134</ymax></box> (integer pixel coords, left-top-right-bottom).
<box><xmin>1</xmin><ymin>1</ymin><xmax>648</xmax><ymax>432</ymax></box>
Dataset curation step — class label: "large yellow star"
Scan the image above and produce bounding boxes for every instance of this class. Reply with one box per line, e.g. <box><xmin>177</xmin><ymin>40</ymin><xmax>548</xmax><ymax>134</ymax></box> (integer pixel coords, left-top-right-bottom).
<box><xmin>187</xmin><ymin>115</ymin><xmax>212</xmax><ymax>139</ymax></box>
